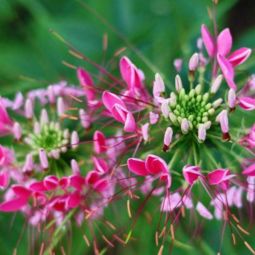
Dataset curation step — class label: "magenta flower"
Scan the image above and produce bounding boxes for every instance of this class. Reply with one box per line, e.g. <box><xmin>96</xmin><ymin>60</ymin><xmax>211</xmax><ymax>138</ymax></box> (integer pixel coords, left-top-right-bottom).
<box><xmin>127</xmin><ymin>154</ymin><xmax>171</xmax><ymax>188</ymax></box>
<box><xmin>183</xmin><ymin>165</ymin><xmax>202</xmax><ymax>185</ymax></box>
<box><xmin>207</xmin><ymin>169</ymin><xmax>235</xmax><ymax>190</ymax></box>
<box><xmin>102</xmin><ymin>91</ymin><xmax>137</xmax><ymax>132</ymax></box>
<box><xmin>201</xmin><ymin>24</ymin><xmax>251</xmax><ymax>90</ymax></box>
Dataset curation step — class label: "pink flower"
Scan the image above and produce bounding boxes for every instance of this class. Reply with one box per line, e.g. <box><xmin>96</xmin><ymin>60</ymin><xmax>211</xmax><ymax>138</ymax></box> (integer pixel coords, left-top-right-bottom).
<box><xmin>241</xmin><ymin>124</ymin><xmax>255</xmax><ymax>149</ymax></box>
<box><xmin>238</xmin><ymin>97</ymin><xmax>255</xmax><ymax>111</ymax></box>
<box><xmin>201</xmin><ymin>25</ymin><xmax>251</xmax><ymax>90</ymax></box>
<box><xmin>188</xmin><ymin>53</ymin><xmax>199</xmax><ymax>71</ymax></box>
<box><xmin>93</xmin><ymin>130</ymin><xmax>107</xmax><ymax>154</ymax></box>
<box><xmin>102</xmin><ymin>91</ymin><xmax>136</xmax><ymax>132</ymax></box>
<box><xmin>207</xmin><ymin>169</ymin><xmax>235</xmax><ymax>190</ymax></box>
<box><xmin>0</xmin><ymin>99</ymin><xmax>13</xmax><ymax>136</ymax></box>
<box><xmin>0</xmin><ymin>145</ymin><xmax>14</xmax><ymax>167</ymax></box>
<box><xmin>183</xmin><ymin>165</ymin><xmax>202</xmax><ymax>185</ymax></box>
<box><xmin>127</xmin><ymin>154</ymin><xmax>171</xmax><ymax>188</ymax></box>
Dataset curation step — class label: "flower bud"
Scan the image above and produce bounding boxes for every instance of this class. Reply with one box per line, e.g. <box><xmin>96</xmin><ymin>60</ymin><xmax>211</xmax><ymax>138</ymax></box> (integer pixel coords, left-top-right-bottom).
<box><xmin>163</xmin><ymin>127</ymin><xmax>173</xmax><ymax>151</ymax></box>
<box><xmin>173</xmin><ymin>58</ymin><xmax>183</xmax><ymax>72</ymax></box>
<box><xmin>181</xmin><ymin>118</ymin><xmax>189</xmax><ymax>134</ymax></box>
<box><xmin>153</xmin><ymin>73</ymin><xmax>165</xmax><ymax>97</ymax></box>
<box><xmin>175</xmin><ymin>75</ymin><xmax>183</xmax><ymax>92</ymax></box>
<box><xmin>39</xmin><ymin>149</ymin><xmax>48</xmax><ymax>169</ymax></box>
<box><xmin>71</xmin><ymin>131</ymin><xmax>79</xmax><ymax>149</ymax></box>
<box><xmin>228</xmin><ymin>89</ymin><xmax>236</xmax><ymax>109</ymax></box>
<box><xmin>189</xmin><ymin>53</ymin><xmax>199</xmax><ymax>71</ymax></box>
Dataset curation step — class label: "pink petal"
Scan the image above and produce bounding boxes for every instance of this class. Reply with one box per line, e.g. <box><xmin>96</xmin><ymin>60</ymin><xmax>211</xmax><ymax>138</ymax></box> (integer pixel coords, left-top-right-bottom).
<box><xmin>217</xmin><ymin>28</ymin><xmax>232</xmax><ymax>56</ymax></box>
<box><xmin>0</xmin><ymin>171</ymin><xmax>9</xmax><ymax>189</ymax></box>
<box><xmin>228</xmin><ymin>47</ymin><xmax>252</xmax><ymax>67</ymax></box>
<box><xmin>160</xmin><ymin>173</ymin><xmax>171</xmax><ymax>188</ymax></box>
<box><xmin>0</xmin><ymin>197</ymin><xmax>28</xmax><ymax>212</ymax></box>
<box><xmin>93</xmin><ymin>130</ymin><xmax>107</xmax><ymax>154</ymax></box>
<box><xmin>85</xmin><ymin>170</ymin><xmax>100</xmax><ymax>185</ymax></box>
<box><xmin>217</xmin><ymin>54</ymin><xmax>236</xmax><ymax>90</ymax></box>
<box><xmin>92</xmin><ymin>157</ymin><xmax>109</xmax><ymax>173</ymax></box>
<box><xmin>44</xmin><ymin>175</ymin><xmax>59</xmax><ymax>190</ymax></box>
<box><xmin>239</xmin><ymin>97</ymin><xmax>255</xmax><ymax>111</ymax></box>
<box><xmin>183</xmin><ymin>165</ymin><xmax>201</xmax><ymax>185</ymax></box>
<box><xmin>102</xmin><ymin>91</ymin><xmax>126</xmax><ymax>112</ymax></box>
<box><xmin>69</xmin><ymin>175</ymin><xmax>85</xmax><ymax>190</ymax></box>
<box><xmin>120</xmin><ymin>56</ymin><xmax>143</xmax><ymax>90</ymax></box>
<box><xmin>93</xmin><ymin>178</ymin><xmax>109</xmax><ymax>193</ymax></box>
<box><xmin>243</xmin><ymin>163</ymin><xmax>255</xmax><ymax>176</ymax></box>
<box><xmin>77</xmin><ymin>67</ymin><xmax>95</xmax><ymax>101</ymax></box>
<box><xmin>127</xmin><ymin>158</ymin><xmax>147</xmax><ymax>176</ymax></box>
<box><xmin>145</xmin><ymin>154</ymin><xmax>168</xmax><ymax>175</ymax></box>
<box><xmin>196</xmin><ymin>202</ymin><xmax>213</xmax><ymax>220</ymax></box>
<box><xmin>12</xmin><ymin>185</ymin><xmax>31</xmax><ymax>198</ymax></box>
<box><xmin>201</xmin><ymin>24</ymin><xmax>216</xmax><ymax>57</ymax></box>
<box><xmin>124</xmin><ymin>112</ymin><xmax>136</xmax><ymax>132</ymax></box>
<box><xmin>66</xmin><ymin>192</ymin><xmax>81</xmax><ymax>209</ymax></box>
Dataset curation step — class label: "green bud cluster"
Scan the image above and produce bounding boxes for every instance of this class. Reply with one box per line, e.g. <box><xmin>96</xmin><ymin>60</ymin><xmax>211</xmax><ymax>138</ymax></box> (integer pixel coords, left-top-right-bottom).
<box><xmin>168</xmin><ymin>85</ymin><xmax>221</xmax><ymax>131</ymax></box>
<box><xmin>26</xmin><ymin>122</ymin><xmax>69</xmax><ymax>156</ymax></box>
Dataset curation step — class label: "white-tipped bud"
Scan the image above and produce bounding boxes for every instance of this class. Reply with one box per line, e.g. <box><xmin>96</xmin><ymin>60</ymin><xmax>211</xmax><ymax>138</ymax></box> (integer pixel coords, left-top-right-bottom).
<box><xmin>71</xmin><ymin>131</ymin><xmax>79</xmax><ymax>149</ymax></box>
<box><xmin>175</xmin><ymin>75</ymin><xmax>183</xmax><ymax>92</ymax></box>
<box><xmin>153</xmin><ymin>73</ymin><xmax>165</xmax><ymax>97</ymax></box>
<box><xmin>198</xmin><ymin>124</ymin><xmax>206</xmax><ymax>141</ymax></box>
<box><xmin>204</xmin><ymin>121</ymin><xmax>212</xmax><ymax>130</ymax></box>
<box><xmin>211</xmin><ymin>75</ymin><xmax>223</xmax><ymax>94</ymax></box>
<box><xmin>25</xmin><ymin>99</ymin><xmax>33</xmax><ymax>119</ymax></box>
<box><xmin>228</xmin><ymin>89</ymin><xmax>236</xmax><ymax>109</ymax></box>
<box><xmin>189</xmin><ymin>53</ymin><xmax>199</xmax><ymax>71</ymax></box>
<box><xmin>169</xmin><ymin>92</ymin><xmax>177</xmax><ymax>107</ymax></box>
<box><xmin>212</xmin><ymin>98</ymin><xmax>223</xmax><ymax>108</ymax></box>
<box><xmin>161</xmin><ymin>101</ymin><xmax>169</xmax><ymax>118</ymax></box>
<box><xmin>164</xmin><ymin>127</ymin><xmax>173</xmax><ymax>148</ymax></box>
<box><xmin>40</xmin><ymin>109</ymin><xmax>49</xmax><ymax>125</ymax></box>
<box><xmin>195</xmin><ymin>84</ymin><xmax>202</xmax><ymax>95</ymax></box>
<box><xmin>181</xmin><ymin>118</ymin><xmax>189</xmax><ymax>134</ymax></box>
<box><xmin>57</xmin><ymin>97</ymin><xmax>65</xmax><ymax>116</ymax></box>
<box><xmin>13</xmin><ymin>122</ymin><xmax>22</xmax><ymax>140</ymax></box>
<box><xmin>71</xmin><ymin>159</ymin><xmax>80</xmax><ymax>175</ymax></box>
<box><xmin>39</xmin><ymin>149</ymin><xmax>48</xmax><ymax>169</ymax></box>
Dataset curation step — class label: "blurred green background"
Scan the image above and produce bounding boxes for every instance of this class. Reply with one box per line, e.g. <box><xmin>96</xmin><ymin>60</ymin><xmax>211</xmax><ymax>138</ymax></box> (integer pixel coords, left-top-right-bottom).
<box><xmin>1</xmin><ymin>0</ymin><xmax>255</xmax><ymax>254</ymax></box>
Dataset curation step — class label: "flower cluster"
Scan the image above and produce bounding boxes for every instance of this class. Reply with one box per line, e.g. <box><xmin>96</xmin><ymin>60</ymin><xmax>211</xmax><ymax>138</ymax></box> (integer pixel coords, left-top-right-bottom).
<box><xmin>1</xmin><ymin>23</ymin><xmax>255</xmax><ymax>253</ymax></box>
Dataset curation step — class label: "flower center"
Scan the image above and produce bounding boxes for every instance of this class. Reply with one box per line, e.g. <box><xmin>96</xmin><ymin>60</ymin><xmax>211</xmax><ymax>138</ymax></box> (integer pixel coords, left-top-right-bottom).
<box><xmin>168</xmin><ymin>87</ymin><xmax>218</xmax><ymax>131</ymax></box>
<box><xmin>26</xmin><ymin>122</ymin><xmax>69</xmax><ymax>156</ymax></box>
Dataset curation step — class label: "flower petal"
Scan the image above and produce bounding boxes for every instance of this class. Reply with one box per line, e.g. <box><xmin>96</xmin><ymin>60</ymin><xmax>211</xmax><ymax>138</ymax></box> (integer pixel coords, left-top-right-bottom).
<box><xmin>217</xmin><ymin>28</ymin><xmax>232</xmax><ymax>56</ymax></box>
<box><xmin>127</xmin><ymin>158</ymin><xmax>147</xmax><ymax>176</ymax></box>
